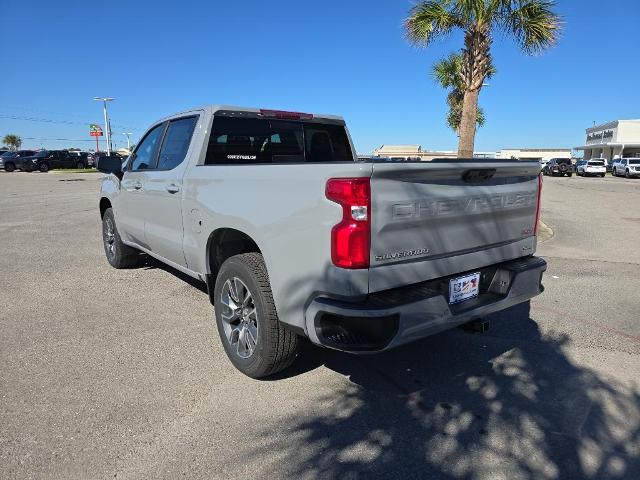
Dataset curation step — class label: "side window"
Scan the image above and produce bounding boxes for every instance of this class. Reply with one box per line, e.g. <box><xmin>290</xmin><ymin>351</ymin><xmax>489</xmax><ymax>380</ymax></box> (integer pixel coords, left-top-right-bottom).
<box><xmin>156</xmin><ymin>116</ymin><xmax>198</xmax><ymax>170</ymax></box>
<box><xmin>130</xmin><ymin>123</ymin><xmax>165</xmax><ymax>171</ymax></box>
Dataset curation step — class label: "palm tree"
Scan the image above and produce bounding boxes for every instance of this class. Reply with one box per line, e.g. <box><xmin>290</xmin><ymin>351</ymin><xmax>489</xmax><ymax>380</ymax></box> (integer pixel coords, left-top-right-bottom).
<box><xmin>432</xmin><ymin>52</ymin><xmax>495</xmax><ymax>133</ymax></box>
<box><xmin>3</xmin><ymin>134</ymin><xmax>22</xmax><ymax>151</ymax></box>
<box><xmin>406</xmin><ymin>0</ymin><xmax>561</xmax><ymax>157</ymax></box>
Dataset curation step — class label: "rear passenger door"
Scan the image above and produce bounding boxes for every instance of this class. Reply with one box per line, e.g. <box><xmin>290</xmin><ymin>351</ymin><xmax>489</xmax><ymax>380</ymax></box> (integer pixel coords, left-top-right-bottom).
<box><xmin>140</xmin><ymin>115</ymin><xmax>199</xmax><ymax>267</ymax></box>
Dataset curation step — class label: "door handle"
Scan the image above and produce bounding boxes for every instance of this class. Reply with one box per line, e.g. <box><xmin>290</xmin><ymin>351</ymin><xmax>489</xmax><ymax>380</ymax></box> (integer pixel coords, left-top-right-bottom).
<box><xmin>165</xmin><ymin>183</ymin><xmax>180</xmax><ymax>194</ymax></box>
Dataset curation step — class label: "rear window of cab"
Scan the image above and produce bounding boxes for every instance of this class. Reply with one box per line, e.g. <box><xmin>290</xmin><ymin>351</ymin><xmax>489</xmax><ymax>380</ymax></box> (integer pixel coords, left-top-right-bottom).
<box><xmin>204</xmin><ymin>116</ymin><xmax>353</xmax><ymax>164</ymax></box>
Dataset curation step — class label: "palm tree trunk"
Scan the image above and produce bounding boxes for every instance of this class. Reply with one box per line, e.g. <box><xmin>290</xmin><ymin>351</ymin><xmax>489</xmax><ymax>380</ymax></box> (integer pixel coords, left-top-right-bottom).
<box><xmin>457</xmin><ymin>89</ymin><xmax>479</xmax><ymax>158</ymax></box>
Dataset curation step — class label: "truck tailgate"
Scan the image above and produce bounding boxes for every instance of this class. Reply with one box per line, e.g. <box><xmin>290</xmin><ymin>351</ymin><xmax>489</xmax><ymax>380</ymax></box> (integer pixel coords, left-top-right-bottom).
<box><xmin>368</xmin><ymin>161</ymin><xmax>541</xmax><ymax>292</ymax></box>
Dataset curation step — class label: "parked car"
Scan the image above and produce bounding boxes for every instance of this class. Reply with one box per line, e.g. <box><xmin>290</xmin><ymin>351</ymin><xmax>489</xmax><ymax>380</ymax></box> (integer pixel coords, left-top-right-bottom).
<box><xmin>577</xmin><ymin>159</ymin><xmax>606</xmax><ymax>177</ymax></box>
<box><xmin>17</xmin><ymin>150</ymin><xmax>88</xmax><ymax>172</ymax></box>
<box><xmin>543</xmin><ymin>158</ymin><xmax>573</xmax><ymax>177</ymax></box>
<box><xmin>573</xmin><ymin>160</ymin><xmax>587</xmax><ymax>173</ymax></box>
<box><xmin>88</xmin><ymin>151</ymin><xmax>124</xmax><ymax>167</ymax></box>
<box><xmin>0</xmin><ymin>150</ymin><xmax>36</xmax><ymax>171</ymax></box>
<box><xmin>97</xmin><ymin>105</ymin><xmax>546</xmax><ymax>378</ymax></box>
<box><xmin>612</xmin><ymin>158</ymin><xmax>640</xmax><ymax>178</ymax></box>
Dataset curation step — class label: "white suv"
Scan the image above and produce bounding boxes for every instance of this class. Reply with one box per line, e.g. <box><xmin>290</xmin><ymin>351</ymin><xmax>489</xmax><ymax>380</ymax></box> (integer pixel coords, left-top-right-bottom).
<box><xmin>577</xmin><ymin>159</ymin><xmax>606</xmax><ymax>177</ymax></box>
<box><xmin>612</xmin><ymin>158</ymin><xmax>640</xmax><ymax>178</ymax></box>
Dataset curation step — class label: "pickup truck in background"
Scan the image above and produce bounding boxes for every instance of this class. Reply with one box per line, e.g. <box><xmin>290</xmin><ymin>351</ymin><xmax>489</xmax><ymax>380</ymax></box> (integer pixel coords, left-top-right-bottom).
<box><xmin>97</xmin><ymin>105</ymin><xmax>546</xmax><ymax>378</ymax></box>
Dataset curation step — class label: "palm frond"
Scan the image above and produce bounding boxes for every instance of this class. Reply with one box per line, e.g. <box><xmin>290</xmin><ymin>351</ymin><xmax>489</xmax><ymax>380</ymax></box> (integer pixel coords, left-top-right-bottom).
<box><xmin>405</xmin><ymin>1</ymin><xmax>459</xmax><ymax>45</ymax></box>
<box><xmin>506</xmin><ymin>0</ymin><xmax>562</xmax><ymax>53</ymax></box>
<box><xmin>432</xmin><ymin>53</ymin><xmax>462</xmax><ymax>89</ymax></box>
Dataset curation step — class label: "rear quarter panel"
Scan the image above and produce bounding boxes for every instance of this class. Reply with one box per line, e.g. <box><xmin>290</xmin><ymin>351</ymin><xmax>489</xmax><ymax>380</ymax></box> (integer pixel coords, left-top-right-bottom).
<box><xmin>181</xmin><ymin>162</ymin><xmax>373</xmax><ymax>332</ymax></box>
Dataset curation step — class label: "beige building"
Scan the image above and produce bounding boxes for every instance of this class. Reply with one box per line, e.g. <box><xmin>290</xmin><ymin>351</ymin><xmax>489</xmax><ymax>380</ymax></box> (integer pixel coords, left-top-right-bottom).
<box><xmin>574</xmin><ymin>119</ymin><xmax>640</xmax><ymax>161</ymax></box>
<box><xmin>495</xmin><ymin>148</ymin><xmax>571</xmax><ymax>162</ymax></box>
<box><xmin>372</xmin><ymin>145</ymin><xmax>494</xmax><ymax>161</ymax></box>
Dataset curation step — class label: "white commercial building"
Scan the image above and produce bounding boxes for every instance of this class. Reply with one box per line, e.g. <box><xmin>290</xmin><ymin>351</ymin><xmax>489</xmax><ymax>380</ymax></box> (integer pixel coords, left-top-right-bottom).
<box><xmin>495</xmin><ymin>148</ymin><xmax>571</xmax><ymax>162</ymax></box>
<box><xmin>372</xmin><ymin>145</ymin><xmax>495</xmax><ymax>161</ymax></box>
<box><xmin>574</xmin><ymin>119</ymin><xmax>640</xmax><ymax>161</ymax></box>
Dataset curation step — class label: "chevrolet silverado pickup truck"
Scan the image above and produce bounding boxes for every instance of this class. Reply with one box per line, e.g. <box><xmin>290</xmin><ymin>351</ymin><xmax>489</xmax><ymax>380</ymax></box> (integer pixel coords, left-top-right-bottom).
<box><xmin>97</xmin><ymin>105</ymin><xmax>546</xmax><ymax>378</ymax></box>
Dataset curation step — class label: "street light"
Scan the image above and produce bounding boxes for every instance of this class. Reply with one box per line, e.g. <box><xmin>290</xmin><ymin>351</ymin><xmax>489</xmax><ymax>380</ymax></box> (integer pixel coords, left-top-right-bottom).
<box><xmin>122</xmin><ymin>132</ymin><xmax>133</xmax><ymax>152</ymax></box>
<box><xmin>93</xmin><ymin>97</ymin><xmax>114</xmax><ymax>155</ymax></box>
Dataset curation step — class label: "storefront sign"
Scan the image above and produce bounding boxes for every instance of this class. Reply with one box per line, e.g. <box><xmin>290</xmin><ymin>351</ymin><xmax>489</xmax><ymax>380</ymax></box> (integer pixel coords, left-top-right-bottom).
<box><xmin>587</xmin><ymin>129</ymin><xmax>614</xmax><ymax>143</ymax></box>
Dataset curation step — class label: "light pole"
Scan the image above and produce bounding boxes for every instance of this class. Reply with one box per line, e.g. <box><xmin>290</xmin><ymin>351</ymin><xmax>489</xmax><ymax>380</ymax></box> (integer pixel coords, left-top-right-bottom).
<box><xmin>93</xmin><ymin>97</ymin><xmax>114</xmax><ymax>155</ymax></box>
<box><xmin>122</xmin><ymin>132</ymin><xmax>133</xmax><ymax>152</ymax></box>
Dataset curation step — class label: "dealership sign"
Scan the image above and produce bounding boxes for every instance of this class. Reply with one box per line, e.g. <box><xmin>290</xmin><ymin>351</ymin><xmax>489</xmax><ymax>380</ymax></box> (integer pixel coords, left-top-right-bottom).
<box><xmin>89</xmin><ymin>124</ymin><xmax>104</xmax><ymax>137</ymax></box>
<box><xmin>587</xmin><ymin>129</ymin><xmax>614</xmax><ymax>144</ymax></box>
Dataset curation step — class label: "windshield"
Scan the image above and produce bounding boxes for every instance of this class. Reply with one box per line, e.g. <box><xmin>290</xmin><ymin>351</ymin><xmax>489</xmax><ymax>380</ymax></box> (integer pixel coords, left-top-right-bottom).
<box><xmin>556</xmin><ymin>159</ymin><xmax>571</xmax><ymax>164</ymax></box>
<box><xmin>588</xmin><ymin>161</ymin><xmax>604</xmax><ymax>166</ymax></box>
<box><xmin>1</xmin><ymin>151</ymin><xmax>16</xmax><ymax>158</ymax></box>
<box><xmin>33</xmin><ymin>150</ymin><xmax>50</xmax><ymax>158</ymax></box>
<box><xmin>629</xmin><ymin>159</ymin><xmax>640</xmax><ymax>165</ymax></box>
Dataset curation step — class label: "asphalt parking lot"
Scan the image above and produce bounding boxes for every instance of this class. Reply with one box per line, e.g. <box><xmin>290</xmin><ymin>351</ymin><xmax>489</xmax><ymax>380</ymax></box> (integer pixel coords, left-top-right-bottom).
<box><xmin>1</xmin><ymin>171</ymin><xmax>639</xmax><ymax>479</ymax></box>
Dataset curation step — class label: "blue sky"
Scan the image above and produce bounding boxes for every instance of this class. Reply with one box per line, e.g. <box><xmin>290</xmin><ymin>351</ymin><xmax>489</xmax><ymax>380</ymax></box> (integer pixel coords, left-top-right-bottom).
<box><xmin>1</xmin><ymin>0</ymin><xmax>639</xmax><ymax>153</ymax></box>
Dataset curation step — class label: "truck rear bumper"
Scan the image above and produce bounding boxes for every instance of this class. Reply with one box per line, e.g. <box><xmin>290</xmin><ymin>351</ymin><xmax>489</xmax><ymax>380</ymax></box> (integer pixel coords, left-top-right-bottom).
<box><xmin>304</xmin><ymin>256</ymin><xmax>546</xmax><ymax>352</ymax></box>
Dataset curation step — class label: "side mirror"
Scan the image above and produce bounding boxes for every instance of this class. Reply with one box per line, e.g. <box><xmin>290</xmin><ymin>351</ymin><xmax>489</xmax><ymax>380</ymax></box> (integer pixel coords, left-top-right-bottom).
<box><xmin>97</xmin><ymin>155</ymin><xmax>123</xmax><ymax>177</ymax></box>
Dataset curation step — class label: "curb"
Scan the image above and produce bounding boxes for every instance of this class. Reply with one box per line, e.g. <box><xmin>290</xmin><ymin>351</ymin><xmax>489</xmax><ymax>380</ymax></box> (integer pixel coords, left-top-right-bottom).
<box><xmin>537</xmin><ymin>220</ymin><xmax>553</xmax><ymax>243</ymax></box>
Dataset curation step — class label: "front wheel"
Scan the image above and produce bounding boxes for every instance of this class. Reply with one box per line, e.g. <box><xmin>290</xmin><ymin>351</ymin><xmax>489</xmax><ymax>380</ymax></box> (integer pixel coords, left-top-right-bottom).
<box><xmin>39</xmin><ymin>162</ymin><xmax>49</xmax><ymax>173</ymax></box>
<box><xmin>101</xmin><ymin>208</ymin><xmax>140</xmax><ymax>268</ymax></box>
<box><xmin>626</xmin><ymin>170</ymin><xmax>630</xmax><ymax>178</ymax></box>
<box><xmin>214</xmin><ymin>252</ymin><xmax>299</xmax><ymax>378</ymax></box>
<box><xmin>601</xmin><ymin>174</ymin><xmax>605</xmax><ymax>178</ymax></box>
<box><xmin>4</xmin><ymin>162</ymin><xmax>15</xmax><ymax>172</ymax></box>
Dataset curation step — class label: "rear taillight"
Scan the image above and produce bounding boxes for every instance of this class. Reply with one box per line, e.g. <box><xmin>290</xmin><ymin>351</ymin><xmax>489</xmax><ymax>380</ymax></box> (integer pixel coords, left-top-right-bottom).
<box><xmin>326</xmin><ymin>178</ymin><xmax>371</xmax><ymax>269</ymax></box>
<box><xmin>534</xmin><ymin>173</ymin><xmax>543</xmax><ymax>236</ymax></box>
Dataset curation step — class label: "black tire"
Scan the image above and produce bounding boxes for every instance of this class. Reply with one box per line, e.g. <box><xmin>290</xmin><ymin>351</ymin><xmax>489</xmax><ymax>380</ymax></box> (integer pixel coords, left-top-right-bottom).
<box><xmin>76</xmin><ymin>161</ymin><xmax>86</xmax><ymax>169</ymax></box>
<box><xmin>214</xmin><ymin>252</ymin><xmax>299</xmax><ymax>378</ymax></box>
<box><xmin>101</xmin><ymin>208</ymin><xmax>140</xmax><ymax>268</ymax></box>
<box><xmin>626</xmin><ymin>170</ymin><xmax>630</xmax><ymax>178</ymax></box>
<box><xmin>612</xmin><ymin>169</ymin><xmax>616</xmax><ymax>177</ymax></box>
<box><xmin>601</xmin><ymin>174</ymin><xmax>605</xmax><ymax>178</ymax></box>
<box><xmin>567</xmin><ymin>173</ymin><xmax>573</xmax><ymax>177</ymax></box>
<box><xmin>4</xmin><ymin>162</ymin><xmax>15</xmax><ymax>172</ymax></box>
<box><xmin>39</xmin><ymin>162</ymin><xmax>49</xmax><ymax>173</ymax></box>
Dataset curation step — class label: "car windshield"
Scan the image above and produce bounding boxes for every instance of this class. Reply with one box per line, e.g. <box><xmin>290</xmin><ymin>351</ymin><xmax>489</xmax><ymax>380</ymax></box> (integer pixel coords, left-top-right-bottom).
<box><xmin>628</xmin><ymin>159</ymin><xmax>640</xmax><ymax>165</ymax></box>
<box><xmin>1</xmin><ymin>151</ymin><xmax>16</xmax><ymax>158</ymax></box>
<box><xmin>33</xmin><ymin>150</ymin><xmax>49</xmax><ymax>158</ymax></box>
<box><xmin>557</xmin><ymin>159</ymin><xmax>571</xmax><ymax>164</ymax></box>
<box><xmin>588</xmin><ymin>161</ymin><xmax>604</xmax><ymax>166</ymax></box>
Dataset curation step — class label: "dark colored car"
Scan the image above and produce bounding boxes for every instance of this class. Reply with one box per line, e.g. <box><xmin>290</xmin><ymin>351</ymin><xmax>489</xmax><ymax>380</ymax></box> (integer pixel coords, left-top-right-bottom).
<box><xmin>1</xmin><ymin>150</ymin><xmax>36</xmax><ymax>171</ymax></box>
<box><xmin>18</xmin><ymin>150</ymin><xmax>88</xmax><ymax>172</ymax></box>
<box><xmin>543</xmin><ymin>158</ymin><xmax>573</xmax><ymax>177</ymax></box>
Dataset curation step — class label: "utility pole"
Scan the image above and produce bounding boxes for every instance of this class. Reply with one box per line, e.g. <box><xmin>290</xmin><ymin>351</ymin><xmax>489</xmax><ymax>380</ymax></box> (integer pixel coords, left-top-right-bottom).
<box><xmin>93</xmin><ymin>97</ymin><xmax>114</xmax><ymax>155</ymax></box>
<box><xmin>122</xmin><ymin>132</ymin><xmax>132</xmax><ymax>151</ymax></box>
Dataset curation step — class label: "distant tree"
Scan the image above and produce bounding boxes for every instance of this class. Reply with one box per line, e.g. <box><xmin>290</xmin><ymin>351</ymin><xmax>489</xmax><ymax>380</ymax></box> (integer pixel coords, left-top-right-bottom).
<box><xmin>432</xmin><ymin>52</ymin><xmax>495</xmax><ymax>133</ymax></box>
<box><xmin>3</xmin><ymin>134</ymin><xmax>22</xmax><ymax>151</ymax></box>
<box><xmin>405</xmin><ymin>0</ymin><xmax>562</xmax><ymax>157</ymax></box>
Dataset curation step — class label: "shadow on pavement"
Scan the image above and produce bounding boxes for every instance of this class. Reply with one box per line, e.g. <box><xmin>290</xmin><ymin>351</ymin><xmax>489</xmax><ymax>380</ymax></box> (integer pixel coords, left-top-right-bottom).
<box><xmin>256</xmin><ymin>302</ymin><xmax>640</xmax><ymax>479</ymax></box>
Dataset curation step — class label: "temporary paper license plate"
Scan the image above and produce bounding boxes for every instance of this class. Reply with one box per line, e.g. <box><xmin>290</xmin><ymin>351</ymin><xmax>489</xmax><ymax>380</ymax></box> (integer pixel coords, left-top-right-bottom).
<box><xmin>448</xmin><ymin>272</ymin><xmax>480</xmax><ymax>304</ymax></box>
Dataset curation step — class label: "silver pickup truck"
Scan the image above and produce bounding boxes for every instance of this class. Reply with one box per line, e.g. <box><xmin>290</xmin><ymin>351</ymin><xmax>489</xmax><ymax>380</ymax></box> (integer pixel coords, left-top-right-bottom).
<box><xmin>98</xmin><ymin>105</ymin><xmax>546</xmax><ymax>378</ymax></box>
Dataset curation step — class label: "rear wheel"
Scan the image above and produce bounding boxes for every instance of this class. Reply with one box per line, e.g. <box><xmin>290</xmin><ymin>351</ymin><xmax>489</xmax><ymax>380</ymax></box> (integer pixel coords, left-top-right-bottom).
<box><xmin>101</xmin><ymin>208</ymin><xmax>140</xmax><ymax>268</ymax></box>
<box><xmin>214</xmin><ymin>252</ymin><xmax>299</xmax><ymax>378</ymax></box>
<box><xmin>4</xmin><ymin>162</ymin><xmax>15</xmax><ymax>172</ymax></box>
<box><xmin>39</xmin><ymin>162</ymin><xmax>49</xmax><ymax>173</ymax></box>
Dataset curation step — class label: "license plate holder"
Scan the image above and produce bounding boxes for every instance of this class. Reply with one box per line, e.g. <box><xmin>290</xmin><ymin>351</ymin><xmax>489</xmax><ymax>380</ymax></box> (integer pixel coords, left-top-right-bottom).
<box><xmin>448</xmin><ymin>272</ymin><xmax>480</xmax><ymax>304</ymax></box>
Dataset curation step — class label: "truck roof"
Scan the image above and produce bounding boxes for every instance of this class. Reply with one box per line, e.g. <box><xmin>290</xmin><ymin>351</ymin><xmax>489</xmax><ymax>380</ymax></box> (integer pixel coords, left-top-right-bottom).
<box><xmin>156</xmin><ymin>105</ymin><xmax>345</xmax><ymax>124</ymax></box>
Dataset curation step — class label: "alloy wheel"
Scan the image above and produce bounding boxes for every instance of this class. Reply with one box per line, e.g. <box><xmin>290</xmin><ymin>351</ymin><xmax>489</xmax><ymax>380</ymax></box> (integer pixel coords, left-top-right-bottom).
<box><xmin>219</xmin><ymin>277</ymin><xmax>259</xmax><ymax>359</ymax></box>
<box><xmin>104</xmin><ymin>218</ymin><xmax>116</xmax><ymax>258</ymax></box>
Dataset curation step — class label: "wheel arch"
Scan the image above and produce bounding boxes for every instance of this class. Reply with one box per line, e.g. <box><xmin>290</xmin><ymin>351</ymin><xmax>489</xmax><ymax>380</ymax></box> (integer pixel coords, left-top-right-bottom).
<box><xmin>205</xmin><ymin>228</ymin><xmax>262</xmax><ymax>304</ymax></box>
<box><xmin>99</xmin><ymin>197</ymin><xmax>112</xmax><ymax>218</ymax></box>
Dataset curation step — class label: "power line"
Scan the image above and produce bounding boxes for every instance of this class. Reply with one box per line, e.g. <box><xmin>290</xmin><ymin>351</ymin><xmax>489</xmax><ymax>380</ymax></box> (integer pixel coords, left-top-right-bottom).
<box><xmin>0</xmin><ymin>113</ymin><xmax>143</xmax><ymax>131</ymax></box>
